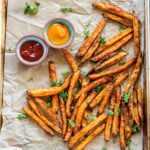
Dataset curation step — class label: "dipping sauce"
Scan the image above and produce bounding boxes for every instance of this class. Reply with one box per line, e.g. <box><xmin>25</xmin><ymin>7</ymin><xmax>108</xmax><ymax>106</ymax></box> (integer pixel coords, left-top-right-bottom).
<box><xmin>47</xmin><ymin>23</ymin><xmax>70</xmax><ymax>45</ymax></box>
<box><xmin>20</xmin><ymin>40</ymin><xmax>44</xmax><ymax>62</ymax></box>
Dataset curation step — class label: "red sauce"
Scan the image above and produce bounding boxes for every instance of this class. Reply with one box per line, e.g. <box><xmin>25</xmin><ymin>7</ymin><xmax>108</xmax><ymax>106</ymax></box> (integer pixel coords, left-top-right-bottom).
<box><xmin>20</xmin><ymin>40</ymin><xmax>44</xmax><ymax>62</ymax></box>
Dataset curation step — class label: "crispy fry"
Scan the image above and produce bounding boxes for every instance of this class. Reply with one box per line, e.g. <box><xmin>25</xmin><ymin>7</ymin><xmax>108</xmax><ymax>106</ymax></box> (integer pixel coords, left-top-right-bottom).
<box><xmin>104</xmin><ymin>93</ymin><xmax>115</xmax><ymax>141</ymax></box>
<box><xmin>62</xmin><ymin>49</ymin><xmax>78</xmax><ymax>72</ymax></box>
<box><xmin>133</xmin><ymin>12</ymin><xmax>140</xmax><ymax>56</ymax></box>
<box><xmin>77</xmin><ymin>18</ymin><xmax>106</xmax><ymax>57</ymax></box>
<box><xmin>23</xmin><ymin>107</ymin><xmax>54</xmax><ymax>136</ymax></box>
<box><xmin>35</xmin><ymin>98</ymin><xmax>61</xmax><ymax>127</ymax></box>
<box><xmin>114</xmin><ymin>72</ymin><xmax>129</xmax><ymax>87</ymax></box>
<box><xmin>95</xmin><ymin>51</ymin><xmax>128</xmax><ymax>71</ymax></box>
<box><xmin>97</xmin><ymin>82</ymin><xmax>114</xmax><ymax>115</ymax></box>
<box><xmin>89</xmin><ymin>56</ymin><xmax>136</xmax><ymax>80</ymax></box>
<box><xmin>124</xmin><ymin>53</ymin><xmax>142</xmax><ymax>94</ymax></box>
<box><xmin>119</xmin><ymin>112</ymin><xmax>126</xmax><ymax>150</ymax></box>
<box><xmin>68</xmin><ymin>114</ymin><xmax>107</xmax><ymax>148</ymax></box>
<box><xmin>49</xmin><ymin>61</ymin><xmax>58</xmax><ymax>113</ymax></box>
<box><xmin>74</xmin><ymin>92</ymin><xmax>97</xmax><ymax>133</ymax></box>
<box><xmin>103</xmin><ymin>13</ymin><xmax>132</xmax><ymax>27</ymax></box>
<box><xmin>59</xmin><ymin>96</ymin><xmax>67</xmax><ymax>138</ymax></box>
<box><xmin>92</xmin><ymin>2</ymin><xmax>133</xmax><ymax>20</ymax></box>
<box><xmin>112</xmin><ymin>86</ymin><xmax>121</xmax><ymax>136</ymax></box>
<box><xmin>66</xmin><ymin>70</ymin><xmax>80</xmax><ymax>117</ymax></box>
<box><xmin>74</xmin><ymin>123</ymin><xmax>106</xmax><ymax>150</ymax></box>
<box><xmin>27</xmin><ymin>97</ymin><xmax>62</xmax><ymax>134</ymax></box>
<box><xmin>94</xmin><ymin>28</ymin><xmax>133</xmax><ymax>55</ymax></box>
<box><xmin>137</xmin><ymin>85</ymin><xmax>143</xmax><ymax>121</ymax></box>
<box><xmin>79</xmin><ymin>34</ymin><xmax>101</xmax><ymax>65</ymax></box>
<box><xmin>27</xmin><ymin>74</ymin><xmax>71</xmax><ymax>97</ymax></box>
<box><xmin>91</xmin><ymin>33</ymin><xmax>133</xmax><ymax>62</ymax></box>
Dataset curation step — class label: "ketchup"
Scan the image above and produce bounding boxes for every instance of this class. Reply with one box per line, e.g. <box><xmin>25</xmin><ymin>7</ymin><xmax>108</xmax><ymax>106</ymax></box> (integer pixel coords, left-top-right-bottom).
<box><xmin>20</xmin><ymin>40</ymin><xmax>44</xmax><ymax>62</ymax></box>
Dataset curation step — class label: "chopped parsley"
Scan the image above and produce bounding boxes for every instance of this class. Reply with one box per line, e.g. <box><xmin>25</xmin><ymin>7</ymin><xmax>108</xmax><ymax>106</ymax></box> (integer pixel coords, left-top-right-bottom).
<box><xmin>60</xmin><ymin>97</ymin><xmax>64</xmax><ymax>103</ymax></box>
<box><xmin>62</xmin><ymin>71</ymin><xmax>70</xmax><ymax>77</ymax></box>
<box><xmin>121</xmin><ymin>47</ymin><xmax>127</xmax><ymax>52</ymax></box>
<box><xmin>60</xmin><ymin>5</ymin><xmax>72</xmax><ymax>12</ymax></box>
<box><xmin>94</xmin><ymin>81</ymin><xmax>97</xmax><ymax>83</ymax></box>
<box><xmin>8</xmin><ymin>48</ymin><xmax>12</xmax><ymax>51</ymax></box>
<box><xmin>84</xmin><ymin>28</ymin><xmax>90</xmax><ymax>39</ymax></box>
<box><xmin>70</xmin><ymin>48</ymin><xmax>74</xmax><ymax>51</ymax></box>
<box><xmin>45</xmin><ymin>97</ymin><xmax>52</xmax><ymax>108</ymax></box>
<box><xmin>84</xmin><ymin>114</ymin><xmax>95</xmax><ymax>123</ymax></box>
<box><xmin>81</xmin><ymin>71</ymin><xmax>87</xmax><ymax>77</ymax></box>
<box><xmin>57</xmin><ymin>80</ymin><xmax>63</xmax><ymax>86</ymax></box>
<box><xmin>86</xmin><ymin>21</ymin><xmax>92</xmax><ymax>27</ymax></box>
<box><xmin>132</xmin><ymin>124</ymin><xmax>138</xmax><ymax>133</ymax></box>
<box><xmin>59</xmin><ymin>91</ymin><xmax>68</xmax><ymax>103</ymax></box>
<box><xmin>119</xmin><ymin>25</ymin><xmax>127</xmax><ymax>32</ymax></box>
<box><xmin>119</xmin><ymin>62</ymin><xmax>125</xmax><ymax>66</ymax></box>
<box><xmin>123</xmin><ymin>93</ymin><xmax>131</xmax><ymax>104</ymax></box>
<box><xmin>70</xmin><ymin>106</ymin><xmax>74</xmax><ymax>112</ymax></box>
<box><xmin>86</xmin><ymin>101</ymin><xmax>89</xmax><ymax>104</ymax></box>
<box><xmin>102</xmin><ymin>147</ymin><xmax>107</xmax><ymax>150</ymax></box>
<box><xmin>92</xmin><ymin>84</ymin><xmax>105</xmax><ymax>93</ymax></box>
<box><xmin>99</xmin><ymin>37</ymin><xmax>106</xmax><ymax>46</ymax></box>
<box><xmin>51</xmin><ymin>80</ymin><xmax>57</xmax><ymax>86</ymax></box>
<box><xmin>75</xmin><ymin>32</ymin><xmax>81</xmax><ymax>35</ymax></box>
<box><xmin>110</xmin><ymin>106</ymin><xmax>114</xmax><ymax>109</ymax></box>
<box><xmin>116</xmin><ymin>106</ymin><xmax>120</xmax><ymax>116</ymax></box>
<box><xmin>67</xmin><ymin>119</ymin><xmax>75</xmax><ymax>127</ymax></box>
<box><xmin>84</xmin><ymin>134</ymin><xmax>89</xmax><ymax>138</ymax></box>
<box><xmin>104</xmin><ymin>74</ymin><xmax>110</xmax><ymax>77</ymax></box>
<box><xmin>17</xmin><ymin>114</ymin><xmax>27</xmax><ymax>120</ymax></box>
<box><xmin>108</xmin><ymin>110</ymin><xmax>114</xmax><ymax>116</ymax></box>
<box><xmin>73</xmin><ymin>85</ymin><xmax>81</xmax><ymax>97</ymax></box>
<box><xmin>120</xmin><ymin>133</ymin><xmax>123</xmax><ymax>137</ymax></box>
<box><xmin>28</xmin><ymin>77</ymin><xmax>33</xmax><ymax>81</ymax></box>
<box><xmin>126</xmin><ymin>139</ymin><xmax>132</xmax><ymax>150</ymax></box>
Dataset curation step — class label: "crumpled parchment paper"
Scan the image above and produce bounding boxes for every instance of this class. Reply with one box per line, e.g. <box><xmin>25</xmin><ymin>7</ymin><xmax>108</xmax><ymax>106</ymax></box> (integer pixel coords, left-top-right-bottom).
<box><xmin>0</xmin><ymin>0</ymin><xmax>144</xmax><ymax>149</ymax></box>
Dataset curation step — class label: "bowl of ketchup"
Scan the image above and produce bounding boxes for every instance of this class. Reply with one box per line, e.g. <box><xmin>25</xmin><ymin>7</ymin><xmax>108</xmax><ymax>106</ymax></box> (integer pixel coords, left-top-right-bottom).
<box><xmin>16</xmin><ymin>35</ymin><xmax>48</xmax><ymax>66</ymax></box>
<box><xmin>43</xmin><ymin>18</ymin><xmax>75</xmax><ymax>49</ymax></box>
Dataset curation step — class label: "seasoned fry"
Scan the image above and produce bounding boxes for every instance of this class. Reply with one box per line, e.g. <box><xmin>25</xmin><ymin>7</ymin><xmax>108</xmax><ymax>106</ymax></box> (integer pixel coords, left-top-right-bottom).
<box><xmin>59</xmin><ymin>96</ymin><xmax>67</xmax><ymax>137</ymax></box>
<box><xmin>103</xmin><ymin>13</ymin><xmax>132</xmax><ymax>27</ymax></box>
<box><xmin>119</xmin><ymin>112</ymin><xmax>126</xmax><ymax>150</ymax></box>
<box><xmin>95</xmin><ymin>51</ymin><xmax>128</xmax><ymax>71</ymax></box>
<box><xmin>62</xmin><ymin>49</ymin><xmax>78</xmax><ymax>72</ymax></box>
<box><xmin>74</xmin><ymin>123</ymin><xmax>106</xmax><ymax>150</ymax></box>
<box><xmin>49</xmin><ymin>61</ymin><xmax>58</xmax><ymax>113</ymax></box>
<box><xmin>124</xmin><ymin>53</ymin><xmax>142</xmax><ymax>94</ymax></box>
<box><xmin>27</xmin><ymin>97</ymin><xmax>62</xmax><ymax>134</ymax></box>
<box><xmin>112</xmin><ymin>86</ymin><xmax>121</xmax><ymax>136</ymax></box>
<box><xmin>94</xmin><ymin>28</ymin><xmax>133</xmax><ymax>55</ymax></box>
<box><xmin>74</xmin><ymin>92</ymin><xmax>97</xmax><ymax>133</ymax></box>
<box><xmin>23</xmin><ymin>107</ymin><xmax>54</xmax><ymax>136</ymax></box>
<box><xmin>133</xmin><ymin>12</ymin><xmax>140</xmax><ymax>56</ymax></box>
<box><xmin>68</xmin><ymin>114</ymin><xmax>107</xmax><ymax>148</ymax></box>
<box><xmin>137</xmin><ymin>85</ymin><xmax>143</xmax><ymax>121</ymax></box>
<box><xmin>27</xmin><ymin>74</ymin><xmax>71</xmax><ymax>97</ymax></box>
<box><xmin>80</xmin><ymin>34</ymin><xmax>101</xmax><ymax>65</ymax></box>
<box><xmin>89</xmin><ymin>56</ymin><xmax>136</xmax><ymax>80</ymax></box>
<box><xmin>104</xmin><ymin>93</ymin><xmax>115</xmax><ymax>141</ymax></box>
<box><xmin>114</xmin><ymin>72</ymin><xmax>129</xmax><ymax>87</ymax></box>
<box><xmin>66</xmin><ymin>70</ymin><xmax>80</xmax><ymax>117</ymax></box>
<box><xmin>35</xmin><ymin>98</ymin><xmax>62</xmax><ymax>127</ymax></box>
<box><xmin>97</xmin><ymin>82</ymin><xmax>113</xmax><ymax>115</ymax></box>
<box><xmin>91</xmin><ymin>33</ymin><xmax>133</xmax><ymax>62</ymax></box>
<box><xmin>77</xmin><ymin>18</ymin><xmax>106</xmax><ymax>57</ymax></box>
<box><xmin>92</xmin><ymin>2</ymin><xmax>133</xmax><ymax>20</ymax></box>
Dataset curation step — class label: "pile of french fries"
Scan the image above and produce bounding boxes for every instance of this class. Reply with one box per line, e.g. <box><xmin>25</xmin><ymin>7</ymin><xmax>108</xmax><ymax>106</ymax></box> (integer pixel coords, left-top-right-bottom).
<box><xmin>23</xmin><ymin>2</ymin><xmax>143</xmax><ymax>150</ymax></box>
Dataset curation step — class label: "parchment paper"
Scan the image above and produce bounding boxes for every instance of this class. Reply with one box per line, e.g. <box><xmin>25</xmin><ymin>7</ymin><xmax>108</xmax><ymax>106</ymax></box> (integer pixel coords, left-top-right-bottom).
<box><xmin>0</xmin><ymin>0</ymin><xmax>144</xmax><ymax>149</ymax></box>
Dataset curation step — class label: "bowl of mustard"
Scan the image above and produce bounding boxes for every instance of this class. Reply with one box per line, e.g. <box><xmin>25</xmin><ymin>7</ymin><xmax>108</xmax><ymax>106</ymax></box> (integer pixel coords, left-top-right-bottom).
<box><xmin>43</xmin><ymin>18</ymin><xmax>75</xmax><ymax>49</ymax></box>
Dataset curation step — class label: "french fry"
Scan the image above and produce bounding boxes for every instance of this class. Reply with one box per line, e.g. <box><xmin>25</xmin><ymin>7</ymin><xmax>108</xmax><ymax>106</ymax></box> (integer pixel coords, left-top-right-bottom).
<box><xmin>74</xmin><ymin>123</ymin><xmax>106</xmax><ymax>150</ymax></box>
<box><xmin>91</xmin><ymin>33</ymin><xmax>133</xmax><ymax>62</ymax></box>
<box><xmin>92</xmin><ymin>2</ymin><xmax>133</xmax><ymax>21</ymax></box>
<box><xmin>68</xmin><ymin>114</ymin><xmax>107</xmax><ymax>148</ymax></box>
<box><xmin>133</xmin><ymin>12</ymin><xmax>140</xmax><ymax>56</ymax></box>
<box><xmin>62</xmin><ymin>49</ymin><xmax>78</xmax><ymax>72</ymax></box>
<box><xmin>119</xmin><ymin>112</ymin><xmax>126</xmax><ymax>150</ymax></box>
<box><xmin>95</xmin><ymin>51</ymin><xmax>128</xmax><ymax>71</ymax></box>
<box><xmin>59</xmin><ymin>96</ymin><xmax>67</xmax><ymax>138</ymax></box>
<box><xmin>114</xmin><ymin>72</ymin><xmax>129</xmax><ymax>87</ymax></box>
<box><xmin>23</xmin><ymin>107</ymin><xmax>54</xmax><ymax>136</ymax></box>
<box><xmin>94</xmin><ymin>28</ymin><xmax>133</xmax><ymax>55</ymax></box>
<box><xmin>77</xmin><ymin>18</ymin><xmax>106</xmax><ymax>57</ymax></box>
<box><xmin>97</xmin><ymin>82</ymin><xmax>114</xmax><ymax>115</ymax></box>
<box><xmin>112</xmin><ymin>86</ymin><xmax>121</xmax><ymax>136</ymax></box>
<box><xmin>104</xmin><ymin>93</ymin><xmax>115</xmax><ymax>141</ymax></box>
<box><xmin>137</xmin><ymin>85</ymin><xmax>143</xmax><ymax>121</ymax></box>
<box><xmin>79</xmin><ymin>34</ymin><xmax>101</xmax><ymax>65</ymax></box>
<box><xmin>49</xmin><ymin>61</ymin><xmax>58</xmax><ymax>113</ymax></box>
<box><xmin>89</xmin><ymin>56</ymin><xmax>136</xmax><ymax>80</ymax></box>
<box><xmin>66</xmin><ymin>70</ymin><xmax>80</xmax><ymax>117</ymax></box>
<box><xmin>35</xmin><ymin>98</ymin><xmax>62</xmax><ymax>127</ymax></box>
<box><xmin>88</xmin><ymin>52</ymin><xmax>118</xmax><ymax>74</ymax></box>
<box><xmin>89</xmin><ymin>82</ymin><xmax>110</xmax><ymax>109</ymax></box>
<box><xmin>124</xmin><ymin>53</ymin><xmax>142</xmax><ymax>94</ymax></box>
<box><xmin>74</xmin><ymin>92</ymin><xmax>97</xmax><ymax>133</ymax></box>
<box><xmin>27</xmin><ymin>74</ymin><xmax>71</xmax><ymax>97</ymax></box>
<box><xmin>27</xmin><ymin>97</ymin><xmax>62</xmax><ymax>134</ymax></box>
<box><xmin>103</xmin><ymin>13</ymin><xmax>132</xmax><ymax>27</ymax></box>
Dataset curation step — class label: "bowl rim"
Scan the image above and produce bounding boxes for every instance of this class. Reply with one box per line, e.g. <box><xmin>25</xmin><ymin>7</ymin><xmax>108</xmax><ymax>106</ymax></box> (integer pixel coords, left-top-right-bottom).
<box><xmin>43</xmin><ymin>17</ymin><xmax>75</xmax><ymax>49</ymax></box>
<box><xmin>15</xmin><ymin>35</ymin><xmax>48</xmax><ymax>66</ymax></box>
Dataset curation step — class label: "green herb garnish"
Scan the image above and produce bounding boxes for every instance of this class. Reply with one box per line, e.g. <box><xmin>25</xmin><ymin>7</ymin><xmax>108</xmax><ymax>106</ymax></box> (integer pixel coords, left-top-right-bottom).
<box><xmin>86</xmin><ymin>21</ymin><xmax>92</xmax><ymax>27</ymax></box>
<box><xmin>104</xmin><ymin>74</ymin><xmax>110</xmax><ymax>77</ymax></box>
<box><xmin>59</xmin><ymin>91</ymin><xmax>68</xmax><ymax>103</ymax></box>
<box><xmin>84</xmin><ymin>134</ymin><xmax>89</xmax><ymax>138</ymax></box>
<box><xmin>108</xmin><ymin>110</ymin><xmax>114</xmax><ymax>116</ymax></box>
<box><xmin>102</xmin><ymin>147</ymin><xmax>107</xmax><ymax>150</ymax></box>
<box><xmin>116</xmin><ymin>106</ymin><xmax>120</xmax><ymax>116</ymax></box>
<box><xmin>126</xmin><ymin>139</ymin><xmax>132</xmax><ymax>150</ymax></box>
<box><xmin>60</xmin><ymin>5</ymin><xmax>72</xmax><ymax>12</ymax></box>
<box><xmin>70</xmin><ymin>48</ymin><xmax>74</xmax><ymax>51</ymax></box>
<box><xmin>70</xmin><ymin>106</ymin><xmax>74</xmax><ymax>112</ymax></box>
<box><xmin>67</xmin><ymin>119</ymin><xmax>75</xmax><ymax>127</ymax></box>
<box><xmin>94</xmin><ymin>81</ymin><xmax>97</xmax><ymax>83</ymax></box>
<box><xmin>8</xmin><ymin>48</ymin><xmax>12</xmax><ymax>51</ymax></box>
<box><xmin>121</xmin><ymin>47</ymin><xmax>127</xmax><ymax>52</ymax></box>
<box><xmin>86</xmin><ymin>101</ymin><xmax>89</xmax><ymax>104</ymax></box>
<box><xmin>110</xmin><ymin>106</ymin><xmax>114</xmax><ymax>109</ymax></box>
<box><xmin>119</xmin><ymin>25</ymin><xmax>127</xmax><ymax>32</ymax></box>
<box><xmin>120</xmin><ymin>133</ymin><xmax>123</xmax><ymax>137</ymax></box>
<box><xmin>92</xmin><ymin>84</ymin><xmax>105</xmax><ymax>93</ymax></box>
<box><xmin>60</xmin><ymin>97</ymin><xmax>64</xmax><ymax>103</ymax></box>
<box><xmin>123</xmin><ymin>93</ymin><xmax>131</xmax><ymax>104</ymax></box>
<box><xmin>99</xmin><ymin>37</ymin><xmax>106</xmax><ymax>46</ymax></box>
<box><xmin>84</xmin><ymin>114</ymin><xmax>95</xmax><ymax>123</ymax></box>
<box><xmin>17</xmin><ymin>114</ymin><xmax>27</xmax><ymax>120</ymax></box>
<box><xmin>57</xmin><ymin>80</ymin><xmax>63</xmax><ymax>86</ymax></box>
<box><xmin>51</xmin><ymin>80</ymin><xmax>57</xmax><ymax>86</ymax></box>
<box><xmin>83</xmin><ymin>28</ymin><xmax>90</xmax><ymax>39</ymax></box>
<box><xmin>81</xmin><ymin>71</ymin><xmax>87</xmax><ymax>77</ymax></box>
<box><xmin>132</xmin><ymin>124</ymin><xmax>138</xmax><ymax>133</ymax></box>
<box><xmin>119</xmin><ymin>62</ymin><xmax>125</xmax><ymax>66</ymax></box>
<box><xmin>62</xmin><ymin>71</ymin><xmax>70</xmax><ymax>77</ymax></box>
<box><xmin>28</xmin><ymin>77</ymin><xmax>33</xmax><ymax>81</ymax></box>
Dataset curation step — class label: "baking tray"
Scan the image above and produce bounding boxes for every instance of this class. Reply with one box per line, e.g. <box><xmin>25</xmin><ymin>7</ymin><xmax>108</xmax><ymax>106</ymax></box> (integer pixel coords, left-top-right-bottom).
<box><xmin>0</xmin><ymin>0</ymin><xmax>149</xmax><ymax>149</ymax></box>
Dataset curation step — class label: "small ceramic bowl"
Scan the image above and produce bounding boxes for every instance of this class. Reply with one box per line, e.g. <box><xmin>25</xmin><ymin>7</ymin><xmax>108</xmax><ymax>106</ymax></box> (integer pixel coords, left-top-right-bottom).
<box><xmin>43</xmin><ymin>18</ymin><xmax>75</xmax><ymax>49</ymax></box>
<box><xmin>15</xmin><ymin>35</ymin><xmax>48</xmax><ymax>66</ymax></box>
